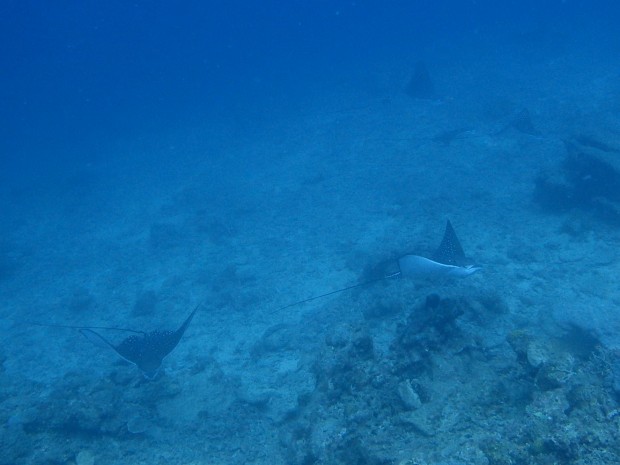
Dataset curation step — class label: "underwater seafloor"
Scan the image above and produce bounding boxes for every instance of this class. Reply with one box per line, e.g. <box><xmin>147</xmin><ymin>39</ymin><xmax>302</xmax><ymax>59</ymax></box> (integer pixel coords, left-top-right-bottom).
<box><xmin>2</xmin><ymin>48</ymin><xmax>620</xmax><ymax>465</ymax></box>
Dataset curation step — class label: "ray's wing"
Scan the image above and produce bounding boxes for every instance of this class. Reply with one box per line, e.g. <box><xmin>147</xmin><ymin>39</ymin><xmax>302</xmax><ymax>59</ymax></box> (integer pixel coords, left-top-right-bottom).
<box><xmin>432</xmin><ymin>220</ymin><xmax>467</xmax><ymax>266</ymax></box>
<box><xmin>175</xmin><ymin>305</ymin><xmax>199</xmax><ymax>340</ymax></box>
<box><xmin>155</xmin><ymin>305</ymin><xmax>199</xmax><ymax>357</ymax></box>
<box><xmin>79</xmin><ymin>328</ymin><xmax>145</xmax><ymax>370</ymax></box>
<box><xmin>81</xmin><ymin>329</ymin><xmax>148</xmax><ymax>368</ymax></box>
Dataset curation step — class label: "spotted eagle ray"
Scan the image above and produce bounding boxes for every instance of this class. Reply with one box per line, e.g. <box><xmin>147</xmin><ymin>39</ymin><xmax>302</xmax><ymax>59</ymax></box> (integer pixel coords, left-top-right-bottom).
<box><xmin>31</xmin><ymin>306</ymin><xmax>198</xmax><ymax>379</ymax></box>
<box><xmin>81</xmin><ymin>306</ymin><xmax>198</xmax><ymax>379</ymax></box>
<box><xmin>397</xmin><ymin>220</ymin><xmax>481</xmax><ymax>279</ymax></box>
<box><xmin>273</xmin><ymin>220</ymin><xmax>479</xmax><ymax>312</ymax></box>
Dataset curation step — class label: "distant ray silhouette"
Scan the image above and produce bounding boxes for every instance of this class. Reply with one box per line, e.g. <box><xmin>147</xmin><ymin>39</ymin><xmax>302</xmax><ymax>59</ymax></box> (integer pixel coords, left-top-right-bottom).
<box><xmin>273</xmin><ymin>220</ymin><xmax>480</xmax><ymax>313</ymax></box>
<box><xmin>495</xmin><ymin>108</ymin><xmax>539</xmax><ymax>137</ymax></box>
<box><xmin>406</xmin><ymin>60</ymin><xmax>436</xmax><ymax>100</ymax></box>
<box><xmin>398</xmin><ymin>220</ymin><xmax>480</xmax><ymax>279</ymax></box>
<box><xmin>81</xmin><ymin>306</ymin><xmax>198</xmax><ymax>379</ymax></box>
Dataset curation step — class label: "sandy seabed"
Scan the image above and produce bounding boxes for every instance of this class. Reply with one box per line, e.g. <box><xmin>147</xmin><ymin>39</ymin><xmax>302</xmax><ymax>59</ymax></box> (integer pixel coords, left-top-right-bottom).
<box><xmin>1</xmin><ymin>44</ymin><xmax>620</xmax><ymax>465</ymax></box>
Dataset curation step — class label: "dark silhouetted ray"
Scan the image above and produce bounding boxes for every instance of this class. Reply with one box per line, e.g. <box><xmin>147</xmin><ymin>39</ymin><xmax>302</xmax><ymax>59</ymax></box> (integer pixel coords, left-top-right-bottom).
<box><xmin>81</xmin><ymin>306</ymin><xmax>198</xmax><ymax>379</ymax></box>
<box><xmin>509</xmin><ymin>108</ymin><xmax>539</xmax><ymax>136</ymax></box>
<box><xmin>432</xmin><ymin>127</ymin><xmax>474</xmax><ymax>146</ymax></box>
<box><xmin>406</xmin><ymin>61</ymin><xmax>436</xmax><ymax>100</ymax></box>
<box><xmin>432</xmin><ymin>220</ymin><xmax>467</xmax><ymax>266</ymax></box>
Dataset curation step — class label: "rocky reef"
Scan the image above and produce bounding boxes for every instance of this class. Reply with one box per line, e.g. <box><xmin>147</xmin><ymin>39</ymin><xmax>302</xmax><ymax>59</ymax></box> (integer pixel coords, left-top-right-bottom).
<box><xmin>276</xmin><ymin>293</ymin><xmax>620</xmax><ymax>465</ymax></box>
<box><xmin>534</xmin><ymin>137</ymin><xmax>620</xmax><ymax>227</ymax></box>
<box><xmin>2</xmin><ymin>292</ymin><xmax>619</xmax><ymax>464</ymax></box>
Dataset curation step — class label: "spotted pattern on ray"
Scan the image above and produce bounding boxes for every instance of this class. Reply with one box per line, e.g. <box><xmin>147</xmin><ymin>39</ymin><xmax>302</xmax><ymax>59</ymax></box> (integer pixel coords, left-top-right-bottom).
<box><xmin>84</xmin><ymin>306</ymin><xmax>198</xmax><ymax>379</ymax></box>
<box><xmin>431</xmin><ymin>220</ymin><xmax>468</xmax><ymax>266</ymax></box>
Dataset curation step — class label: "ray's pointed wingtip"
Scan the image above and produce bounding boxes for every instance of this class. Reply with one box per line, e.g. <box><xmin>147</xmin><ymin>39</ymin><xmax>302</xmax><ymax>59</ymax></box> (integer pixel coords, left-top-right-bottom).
<box><xmin>187</xmin><ymin>304</ymin><xmax>201</xmax><ymax>322</ymax></box>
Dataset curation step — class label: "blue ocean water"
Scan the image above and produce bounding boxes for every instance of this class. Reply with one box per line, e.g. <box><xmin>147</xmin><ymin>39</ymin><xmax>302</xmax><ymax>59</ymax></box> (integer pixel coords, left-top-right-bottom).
<box><xmin>2</xmin><ymin>1</ymin><xmax>620</xmax><ymax>464</ymax></box>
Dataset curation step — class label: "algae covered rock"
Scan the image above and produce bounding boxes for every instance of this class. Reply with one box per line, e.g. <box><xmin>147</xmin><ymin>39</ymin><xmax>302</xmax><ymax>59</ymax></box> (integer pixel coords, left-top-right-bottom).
<box><xmin>506</xmin><ymin>330</ymin><xmax>533</xmax><ymax>363</ymax></box>
<box><xmin>397</xmin><ymin>405</ymin><xmax>437</xmax><ymax>438</ymax></box>
<box><xmin>526</xmin><ymin>340</ymin><xmax>551</xmax><ymax>369</ymax></box>
<box><xmin>75</xmin><ymin>450</ymin><xmax>95</xmax><ymax>465</ymax></box>
<box><xmin>398</xmin><ymin>379</ymin><xmax>422</xmax><ymax>410</ymax></box>
<box><xmin>611</xmin><ymin>350</ymin><xmax>620</xmax><ymax>395</ymax></box>
<box><xmin>507</xmin><ymin>331</ymin><xmax>576</xmax><ymax>390</ymax></box>
<box><xmin>396</xmin><ymin>295</ymin><xmax>466</xmax><ymax>352</ymax></box>
<box><xmin>535</xmin><ymin>350</ymin><xmax>576</xmax><ymax>391</ymax></box>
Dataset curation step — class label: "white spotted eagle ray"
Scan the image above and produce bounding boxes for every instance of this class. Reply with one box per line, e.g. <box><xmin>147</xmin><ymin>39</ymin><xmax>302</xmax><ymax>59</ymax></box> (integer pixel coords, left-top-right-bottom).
<box><xmin>31</xmin><ymin>306</ymin><xmax>198</xmax><ymax>379</ymax></box>
<box><xmin>397</xmin><ymin>219</ymin><xmax>481</xmax><ymax>279</ymax></box>
<box><xmin>274</xmin><ymin>220</ymin><xmax>480</xmax><ymax>312</ymax></box>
